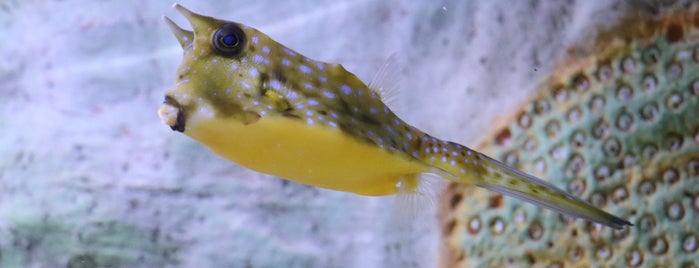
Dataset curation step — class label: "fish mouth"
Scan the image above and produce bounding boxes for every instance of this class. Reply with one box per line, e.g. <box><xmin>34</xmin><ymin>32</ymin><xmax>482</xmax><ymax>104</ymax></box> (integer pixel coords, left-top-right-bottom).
<box><xmin>158</xmin><ymin>95</ymin><xmax>186</xmax><ymax>132</ymax></box>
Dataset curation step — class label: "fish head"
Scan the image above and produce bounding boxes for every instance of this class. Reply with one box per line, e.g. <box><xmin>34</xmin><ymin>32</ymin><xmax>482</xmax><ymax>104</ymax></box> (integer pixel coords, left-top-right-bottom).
<box><xmin>159</xmin><ymin>4</ymin><xmax>276</xmax><ymax>132</ymax></box>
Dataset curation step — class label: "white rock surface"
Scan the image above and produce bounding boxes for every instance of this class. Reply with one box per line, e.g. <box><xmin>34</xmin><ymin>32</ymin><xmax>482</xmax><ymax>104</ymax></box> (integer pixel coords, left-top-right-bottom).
<box><xmin>0</xmin><ymin>0</ymin><xmax>653</xmax><ymax>267</ymax></box>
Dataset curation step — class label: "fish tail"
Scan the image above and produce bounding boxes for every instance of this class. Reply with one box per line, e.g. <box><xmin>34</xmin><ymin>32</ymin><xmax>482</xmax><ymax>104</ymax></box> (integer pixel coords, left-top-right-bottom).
<box><xmin>468</xmin><ymin>152</ymin><xmax>632</xmax><ymax>229</ymax></box>
<box><xmin>416</xmin><ymin>135</ymin><xmax>631</xmax><ymax>229</ymax></box>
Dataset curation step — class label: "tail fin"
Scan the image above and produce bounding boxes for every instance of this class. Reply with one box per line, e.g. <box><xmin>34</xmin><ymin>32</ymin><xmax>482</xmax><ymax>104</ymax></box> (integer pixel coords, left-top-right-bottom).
<box><xmin>473</xmin><ymin>153</ymin><xmax>632</xmax><ymax>229</ymax></box>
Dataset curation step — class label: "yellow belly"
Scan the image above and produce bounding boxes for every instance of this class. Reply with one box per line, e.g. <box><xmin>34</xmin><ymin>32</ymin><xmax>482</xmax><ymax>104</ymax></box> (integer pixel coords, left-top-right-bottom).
<box><xmin>184</xmin><ymin>116</ymin><xmax>429</xmax><ymax>196</ymax></box>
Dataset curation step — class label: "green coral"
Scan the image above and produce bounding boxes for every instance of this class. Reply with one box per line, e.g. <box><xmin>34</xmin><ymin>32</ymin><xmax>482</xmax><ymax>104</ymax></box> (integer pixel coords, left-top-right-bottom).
<box><xmin>442</xmin><ymin>6</ymin><xmax>699</xmax><ymax>268</ymax></box>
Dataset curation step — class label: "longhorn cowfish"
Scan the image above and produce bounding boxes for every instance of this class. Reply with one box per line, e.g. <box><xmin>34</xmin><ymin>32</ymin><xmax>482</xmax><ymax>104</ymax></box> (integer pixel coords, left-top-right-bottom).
<box><xmin>158</xmin><ymin>4</ymin><xmax>632</xmax><ymax>229</ymax></box>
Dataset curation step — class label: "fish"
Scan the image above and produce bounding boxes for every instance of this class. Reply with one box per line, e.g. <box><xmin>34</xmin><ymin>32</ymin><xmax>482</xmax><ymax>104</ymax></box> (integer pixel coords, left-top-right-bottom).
<box><xmin>158</xmin><ymin>4</ymin><xmax>632</xmax><ymax>229</ymax></box>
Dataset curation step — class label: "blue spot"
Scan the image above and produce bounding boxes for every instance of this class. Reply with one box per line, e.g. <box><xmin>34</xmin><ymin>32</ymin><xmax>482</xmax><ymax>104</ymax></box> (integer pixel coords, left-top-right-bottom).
<box><xmin>322</xmin><ymin>91</ymin><xmax>336</xmax><ymax>99</ymax></box>
<box><xmin>282</xmin><ymin>58</ymin><xmax>291</xmax><ymax>66</ymax></box>
<box><xmin>299</xmin><ymin>65</ymin><xmax>312</xmax><ymax>74</ymax></box>
<box><xmin>370</xmin><ymin>107</ymin><xmax>378</xmax><ymax>114</ymax></box>
<box><xmin>319</xmin><ymin>76</ymin><xmax>327</xmax><ymax>83</ymax></box>
<box><xmin>406</xmin><ymin>133</ymin><xmax>413</xmax><ymax>140</ymax></box>
<box><xmin>329</xmin><ymin>111</ymin><xmax>339</xmax><ymax>119</ymax></box>
<box><xmin>251</xmin><ymin>36</ymin><xmax>259</xmax><ymax>44</ymax></box>
<box><xmin>283</xmin><ymin>48</ymin><xmax>297</xmax><ymax>56</ymax></box>
<box><xmin>249</xmin><ymin>68</ymin><xmax>259</xmax><ymax>77</ymax></box>
<box><xmin>231</xmin><ymin>64</ymin><xmax>238</xmax><ymax>70</ymax></box>
<box><xmin>341</xmin><ymin>85</ymin><xmax>352</xmax><ymax>95</ymax></box>
<box><xmin>241</xmin><ymin>81</ymin><xmax>251</xmax><ymax>89</ymax></box>
<box><xmin>262</xmin><ymin>46</ymin><xmax>271</xmax><ymax>54</ymax></box>
<box><xmin>304</xmin><ymin>83</ymin><xmax>313</xmax><ymax>89</ymax></box>
<box><xmin>308</xmin><ymin>99</ymin><xmax>319</xmax><ymax>106</ymax></box>
<box><xmin>253</xmin><ymin>54</ymin><xmax>268</xmax><ymax>64</ymax></box>
<box><xmin>306</xmin><ymin>118</ymin><xmax>314</xmax><ymax>125</ymax></box>
<box><xmin>329</xmin><ymin>121</ymin><xmax>338</xmax><ymax>128</ymax></box>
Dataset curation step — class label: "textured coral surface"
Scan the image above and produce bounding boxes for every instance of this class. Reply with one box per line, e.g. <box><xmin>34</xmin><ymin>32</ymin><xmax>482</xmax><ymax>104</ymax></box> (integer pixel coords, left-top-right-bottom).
<box><xmin>441</xmin><ymin>4</ymin><xmax>699</xmax><ymax>268</ymax></box>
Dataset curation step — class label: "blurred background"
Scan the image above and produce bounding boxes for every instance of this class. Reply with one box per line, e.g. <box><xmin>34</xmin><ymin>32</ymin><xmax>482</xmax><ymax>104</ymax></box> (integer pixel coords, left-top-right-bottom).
<box><xmin>0</xmin><ymin>0</ymin><xmax>685</xmax><ymax>267</ymax></box>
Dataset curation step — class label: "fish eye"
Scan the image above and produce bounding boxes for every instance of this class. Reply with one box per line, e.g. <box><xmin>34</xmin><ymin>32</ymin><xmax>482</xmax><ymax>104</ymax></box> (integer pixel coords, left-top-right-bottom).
<box><xmin>212</xmin><ymin>23</ymin><xmax>246</xmax><ymax>56</ymax></box>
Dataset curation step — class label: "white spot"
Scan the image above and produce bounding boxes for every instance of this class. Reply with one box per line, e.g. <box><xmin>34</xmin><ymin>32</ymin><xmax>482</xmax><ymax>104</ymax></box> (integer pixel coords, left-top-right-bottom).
<box><xmin>236</xmin><ymin>94</ymin><xmax>243</xmax><ymax>99</ymax></box>
<box><xmin>328</xmin><ymin>121</ymin><xmax>338</xmax><ymax>128</ymax></box>
<box><xmin>341</xmin><ymin>85</ymin><xmax>352</xmax><ymax>95</ymax></box>
<box><xmin>267</xmin><ymin>105</ymin><xmax>273</xmax><ymax>110</ymax></box>
<box><xmin>212</xmin><ymin>58</ymin><xmax>219</xmax><ymax>63</ymax></box>
<box><xmin>251</xmin><ymin>35</ymin><xmax>259</xmax><ymax>44</ymax></box>
<box><xmin>249</xmin><ymin>68</ymin><xmax>259</xmax><ymax>77</ymax></box>
<box><xmin>306</xmin><ymin>118</ymin><xmax>314</xmax><ymax>125</ymax></box>
<box><xmin>259</xmin><ymin>110</ymin><xmax>267</xmax><ymax>116</ymax></box>
<box><xmin>282</xmin><ymin>58</ymin><xmax>291</xmax><ymax>66</ymax></box>
<box><xmin>231</xmin><ymin>63</ymin><xmax>238</xmax><ymax>70</ymax></box>
<box><xmin>442</xmin><ymin>156</ymin><xmax>447</xmax><ymax>163</ymax></box>
<box><xmin>450</xmin><ymin>160</ymin><xmax>456</xmax><ymax>166</ymax></box>
<box><xmin>305</xmin><ymin>110</ymin><xmax>313</xmax><ymax>116</ymax></box>
<box><xmin>241</xmin><ymin>81</ymin><xmax>251</xmax><ymax>89</ymax></box>
<box><xmin>299</xmin><ymin>64</ymin><xmax>312</xmax><ymax>74</ymax></box>
<box><xmin>252</xmin><ymin>100</ymin><xmax>259</xmax><ymax>106</ymax></box>
<box><xmin>262</xmin><ymin>46</ymin><xmax>270</xmax><ymax>54</ymax></box>
<box><xmin>322</xmin><ymin>90</ymin><xmax>336</xmax><ymax>99</ymax></box>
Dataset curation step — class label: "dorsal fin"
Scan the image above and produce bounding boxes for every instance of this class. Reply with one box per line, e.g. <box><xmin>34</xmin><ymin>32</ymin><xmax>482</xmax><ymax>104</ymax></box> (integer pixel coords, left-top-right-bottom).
<box><xmin>368</xmin><ymin>53</ymin><xmax>403</xmax><ymax>112</ymax></box>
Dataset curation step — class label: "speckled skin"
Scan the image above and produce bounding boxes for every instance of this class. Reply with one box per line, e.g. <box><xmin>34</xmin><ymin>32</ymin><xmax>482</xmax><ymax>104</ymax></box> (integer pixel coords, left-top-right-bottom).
<box><xmin>441</xmin><ymin>4</ymin><xmax>699</xmax><ymax>267</ymax></box>
<box><xmin>159</xmin><ymin>5</ymin><xmax>629</xmax><ymax>228</ymax></box>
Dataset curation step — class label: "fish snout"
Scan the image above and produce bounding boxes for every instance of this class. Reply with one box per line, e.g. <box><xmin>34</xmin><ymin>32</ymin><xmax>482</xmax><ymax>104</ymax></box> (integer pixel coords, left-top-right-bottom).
<box><xmin>158</xmin><ymin>95</ymin><xmax>186</xmax><ymax>132</ymax></box>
